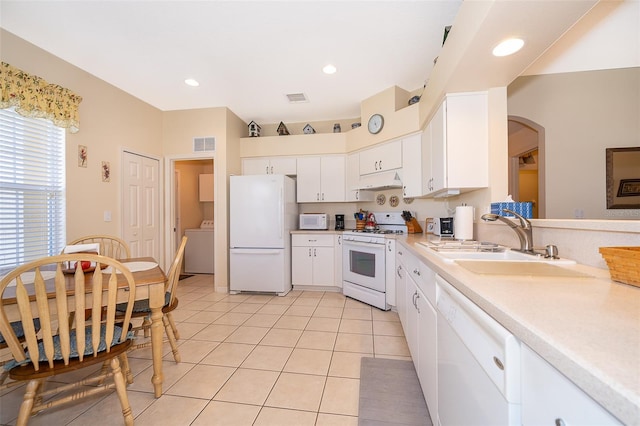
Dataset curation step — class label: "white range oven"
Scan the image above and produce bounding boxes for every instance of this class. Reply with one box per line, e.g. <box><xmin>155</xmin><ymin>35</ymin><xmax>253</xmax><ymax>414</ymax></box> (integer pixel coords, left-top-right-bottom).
<box><xmin>342</xmin><ymin>211</ymin><xmax>409</xmax><ymax>310</ymax></box>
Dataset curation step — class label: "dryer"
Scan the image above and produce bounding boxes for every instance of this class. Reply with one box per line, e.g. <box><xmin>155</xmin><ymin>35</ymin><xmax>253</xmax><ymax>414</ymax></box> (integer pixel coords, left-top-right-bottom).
<box><xmin>184</xmin><ymin>220</ymin><xmax>214</xmax><ymax>274</ymax></box>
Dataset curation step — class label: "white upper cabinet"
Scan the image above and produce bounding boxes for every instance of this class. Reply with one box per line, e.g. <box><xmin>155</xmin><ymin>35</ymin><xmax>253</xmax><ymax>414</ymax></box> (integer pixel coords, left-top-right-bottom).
<box><xmin>242</xmin><ymin>156</ymin><xmax>297</xmax><ymax>175</ymax></box>
<box><xmin>297</xmin><ymin>156</ymin><xmax>346</xmax><ymax>203</ymax></box>
<box><xmin>359</xmin><ymin>139</ymin><xmax>402</xmax><ymax>175</ymax></box>
<box><xmin>345</xmin><ymin>152</ymin><xmax>374</xmax><ymax>202</ymax></box>
<box><xmin>401</xmin><ymin>133</ymin><xmax>423</xmax><ymax>198</ymax></box>
<box><xmin>424</xmin><ymin>91</ymin><xmax>489</xmax><ymax>197</ymax></box>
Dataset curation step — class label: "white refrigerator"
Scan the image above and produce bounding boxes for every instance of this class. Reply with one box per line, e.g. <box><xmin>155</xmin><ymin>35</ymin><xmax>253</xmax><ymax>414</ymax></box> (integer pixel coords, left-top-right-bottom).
<box><xmin>229</xmin><ymin>174</ymin><xmax>298</xmax><ymax>295</ymax></box>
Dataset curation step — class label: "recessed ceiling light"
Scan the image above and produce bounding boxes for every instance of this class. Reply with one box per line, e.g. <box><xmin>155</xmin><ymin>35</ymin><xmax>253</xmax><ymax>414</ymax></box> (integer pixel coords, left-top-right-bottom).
<box><xmin>492</xmin><ymin>38</ymin><xmax>524</xmax><ymax>57</ymax></box>
<box><xmin>322</xmin><ymin>64</ymin><xmax>337</xmax><ymax>75</ymax></box>
<box><xmin>184</xmin><ymin>78</ymin><xmax>199</xmax><ymax>87</ymax></box>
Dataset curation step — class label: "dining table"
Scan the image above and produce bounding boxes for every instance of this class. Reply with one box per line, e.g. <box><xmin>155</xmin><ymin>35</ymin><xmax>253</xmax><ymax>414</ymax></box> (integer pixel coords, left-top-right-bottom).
<box><xmin>2</xmin><ymin>257</ymin><xmax>169</xmax><ymax>398</ymax></box>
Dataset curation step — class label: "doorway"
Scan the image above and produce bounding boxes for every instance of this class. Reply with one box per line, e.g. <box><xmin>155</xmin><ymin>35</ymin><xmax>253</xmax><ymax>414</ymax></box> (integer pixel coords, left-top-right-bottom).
<box><xmin>508</xmin><ymin>116</ymin><xmax>546</xmax><ymax>219</ymax></box>
<box><xmin>165</xmin><ymin>155</ymin><xmax>215</xmax><ymax>274</ymax></box>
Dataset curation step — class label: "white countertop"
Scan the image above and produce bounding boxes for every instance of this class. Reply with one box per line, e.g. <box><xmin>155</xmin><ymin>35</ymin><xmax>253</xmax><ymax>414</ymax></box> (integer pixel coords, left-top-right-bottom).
<box><xmin>399</xmin><ymin>234</ymin><xmax>640</xmax><ymax>425</ymax></box>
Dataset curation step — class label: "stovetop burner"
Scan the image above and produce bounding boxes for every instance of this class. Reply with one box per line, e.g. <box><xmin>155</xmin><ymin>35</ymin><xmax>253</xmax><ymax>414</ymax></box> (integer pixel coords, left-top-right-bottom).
<box><xmin>349</xmin><ymin>229</ymin><xmax>404</xmax><ymax>234</ymax></box>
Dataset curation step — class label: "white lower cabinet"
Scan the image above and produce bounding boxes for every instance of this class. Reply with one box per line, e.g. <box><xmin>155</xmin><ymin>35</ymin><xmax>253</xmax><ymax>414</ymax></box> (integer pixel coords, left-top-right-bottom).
<box><xmin>291</xmin><ymin>234</ymin><xmax>335</xmax><ymax>287</ymax></box>
<box><xmin>396</xmin><ymin>245</ymin><xmax>438</xmax><ymax>425</ymax></box>
<box><xmin>334</xmin><ymin>234</ymin><xmax>343</xmax><ymax>288</ymax></box>
<box><xmin>521</xmin><ymin>344</ymin><xmax>622</xmax><ymax>425</ymax></box>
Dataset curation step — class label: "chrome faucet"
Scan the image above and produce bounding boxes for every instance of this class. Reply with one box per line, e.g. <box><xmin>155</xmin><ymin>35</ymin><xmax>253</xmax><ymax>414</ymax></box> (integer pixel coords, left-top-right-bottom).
<box><xmin>481</xmin><ymin>209</ymin><xmax>534</xmax><ymax>253</ymax></box>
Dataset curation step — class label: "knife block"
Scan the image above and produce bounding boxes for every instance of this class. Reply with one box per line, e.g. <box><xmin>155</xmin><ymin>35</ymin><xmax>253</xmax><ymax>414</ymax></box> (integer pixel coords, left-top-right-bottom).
<box><xmin>405</xmin><ymin>218</ymin><xmax>423</xmax><ymax>234</ymax></box>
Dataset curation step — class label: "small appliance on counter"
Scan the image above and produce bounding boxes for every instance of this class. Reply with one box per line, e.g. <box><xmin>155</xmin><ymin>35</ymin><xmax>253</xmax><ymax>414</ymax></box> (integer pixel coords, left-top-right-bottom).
<box><xmin>299</xmin><ymin>213</ymin><xmax>328</xmax><ymax>230</ymax></box>
<box><xmin>433</xmin><ymin>217</ymin><xmax>455</xmax><ymax>237</ymax></box>
<box><xmin>335</xmin><ymin>214</ymin><xmax>345</xmax><ymax>230</ymax></box>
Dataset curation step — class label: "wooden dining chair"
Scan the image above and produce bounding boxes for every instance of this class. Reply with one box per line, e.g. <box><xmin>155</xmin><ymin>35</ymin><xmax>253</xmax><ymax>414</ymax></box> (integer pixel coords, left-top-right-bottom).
<box><xmin>118</xmin><ymin>236</ymin><xmax>187</xmax><ymax>363</ymax></box>
<box><xmin>66</xmin><ymin>235</ymin><xmax>131</xmax><ymax>259</ymax></box>
<box><xmin>0</xmin><ymin>319</ymin><xmax>40</xmax><ymax>391</ymax></box>
<box><xmin>0</xmin><ymin>253</ymin><xmax>137</xmax><ymax>426</ymax></box>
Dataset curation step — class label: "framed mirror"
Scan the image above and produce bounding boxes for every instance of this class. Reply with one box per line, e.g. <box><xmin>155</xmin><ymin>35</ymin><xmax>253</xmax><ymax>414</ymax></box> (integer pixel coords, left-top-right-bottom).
<box><xmin>606</xmin><ymin>147</ymin><xmax>640</xmax><ymax>209</ymax></box>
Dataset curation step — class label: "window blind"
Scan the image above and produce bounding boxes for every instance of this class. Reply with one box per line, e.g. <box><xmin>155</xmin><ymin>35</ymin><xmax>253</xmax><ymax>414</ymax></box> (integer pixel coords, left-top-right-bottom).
<box><xmin>0</xmin><ymin>108</ymin><xmax>66</xmax><ymax>275</ymax></box>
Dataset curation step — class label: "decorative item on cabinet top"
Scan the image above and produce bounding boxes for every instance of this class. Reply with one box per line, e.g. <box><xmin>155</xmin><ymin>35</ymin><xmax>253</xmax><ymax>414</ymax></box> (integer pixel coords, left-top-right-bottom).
<box><xmin>303</xmin><ymin>124</ymin><xmax>316</xmax><ymax>134</ymax></box>
<box><xmin>333</xmin><ymin>123</ymin><xmax>341</xmax><ymax>133</ymax></box>
<box><xmin>277</xmin><ymin>122</ymin><xmax>290</xmax><ymax>136</ymax></box>
<box><xmin>248</xmin><ymin>120</ymin><xmax>261</xmax><ymax>137</ymax></box>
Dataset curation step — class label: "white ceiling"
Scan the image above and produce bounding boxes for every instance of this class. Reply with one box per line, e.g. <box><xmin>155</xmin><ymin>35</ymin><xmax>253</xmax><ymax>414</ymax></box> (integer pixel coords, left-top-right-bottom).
<box><xmin>0</xmin><ymin>1</ymin><xmax>462</xmax><ymax>125</ymax></box>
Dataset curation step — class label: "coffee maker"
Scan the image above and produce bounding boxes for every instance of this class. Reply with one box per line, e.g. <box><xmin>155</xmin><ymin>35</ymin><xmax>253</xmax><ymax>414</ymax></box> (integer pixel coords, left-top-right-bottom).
<box><xmin>335</xmin><ymin>214</ymin><xmax>345</xmax><ymax>230</ymax></box>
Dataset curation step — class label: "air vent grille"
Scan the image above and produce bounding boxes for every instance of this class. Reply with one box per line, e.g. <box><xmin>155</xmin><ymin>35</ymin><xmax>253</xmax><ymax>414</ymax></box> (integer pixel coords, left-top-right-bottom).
<box><xmin>193</xmin><ymin>136</ymin><xmax>215</xmax><ymax>152</ymax></box>
<box><xmin>286</xmin><ymin>93</ymin><xmax>309</xmax><ymax>103</ymax></box>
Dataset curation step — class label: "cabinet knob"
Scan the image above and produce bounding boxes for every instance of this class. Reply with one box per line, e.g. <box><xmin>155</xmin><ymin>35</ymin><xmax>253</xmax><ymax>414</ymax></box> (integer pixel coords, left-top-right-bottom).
<box><xmin>379</xmin><ymin>160</ymin><xmax>383</xmax><ymax>170</ymax></box>
<box><xmin>413</xmin><ymin>268</ymin><xmax>420</xmax><ymax>276</ymax></box>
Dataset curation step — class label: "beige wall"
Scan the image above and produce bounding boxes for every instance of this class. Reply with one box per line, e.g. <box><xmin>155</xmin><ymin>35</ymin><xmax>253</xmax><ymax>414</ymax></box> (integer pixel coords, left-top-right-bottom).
<box><xmin>162</xmin><ymin>107</ymin><xmax>244</xmax><ymax>292</ymax></box>
<box><xmin>0</xmin><ymin>29</ymin><xmax>163</xmax><ymax>243</ymax></box>
<box><xmin>508</xmin><ymin>67</ymin><xmax>640</xmax><ymax>219</ymax></box>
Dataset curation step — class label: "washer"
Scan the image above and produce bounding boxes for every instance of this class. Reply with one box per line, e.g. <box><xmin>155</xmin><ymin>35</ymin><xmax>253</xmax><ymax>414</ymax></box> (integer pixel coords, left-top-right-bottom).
<box><xmin>184</xmin><ymin>221</ymin><xmax>214</xmax><ymax>274</ymax></box>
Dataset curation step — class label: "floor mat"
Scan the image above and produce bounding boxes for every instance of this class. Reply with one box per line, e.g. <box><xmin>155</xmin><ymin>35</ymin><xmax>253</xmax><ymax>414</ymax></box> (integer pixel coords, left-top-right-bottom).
<box><xmin>358</xmin><ymin>357</ymin><xmax>432</xmax><ymax>426</ymax></box>
<box><xmin>179</xmin><ymin>274</ymin><xmax>194</xmax><ymax>280</ymax></box>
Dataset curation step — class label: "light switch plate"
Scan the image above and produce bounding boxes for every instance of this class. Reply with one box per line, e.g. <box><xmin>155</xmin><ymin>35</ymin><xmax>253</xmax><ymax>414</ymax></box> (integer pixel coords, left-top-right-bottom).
<box><xmin>104</xmin><ymin>210</ymin><xmax>112</xmax><ymax>222</ymax></box>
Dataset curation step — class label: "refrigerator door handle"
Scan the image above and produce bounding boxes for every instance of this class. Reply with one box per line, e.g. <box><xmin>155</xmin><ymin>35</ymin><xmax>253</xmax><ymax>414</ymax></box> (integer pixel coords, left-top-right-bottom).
<box><xmin>231</xmin><ymin>249</ymin><xmax>282</xmax><ymax>255</ymax></box>
<box><xmin>279</xmin><ymin>187</ymin><xmax>284</xmax><ymax>237</ymax></box>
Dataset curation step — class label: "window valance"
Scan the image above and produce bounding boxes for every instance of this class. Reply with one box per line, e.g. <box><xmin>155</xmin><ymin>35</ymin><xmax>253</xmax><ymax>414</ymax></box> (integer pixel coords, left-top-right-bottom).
<box><xmin>0</xmin><ymin>62</ymin><xmax>82</xmax><ymax>133</ymax></box>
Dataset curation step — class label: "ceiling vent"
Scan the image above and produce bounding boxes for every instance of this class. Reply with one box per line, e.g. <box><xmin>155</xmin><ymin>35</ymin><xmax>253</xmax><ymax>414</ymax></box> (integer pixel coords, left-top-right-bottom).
<box><xmin>286</xmin><ymin>93</ymin><xmax>309</xmax><ymax>103</ymax></box>
<box><xmin>193</xmin><ymin>136</ymin><xmax>215</xmax><ymax>152</ymax></box>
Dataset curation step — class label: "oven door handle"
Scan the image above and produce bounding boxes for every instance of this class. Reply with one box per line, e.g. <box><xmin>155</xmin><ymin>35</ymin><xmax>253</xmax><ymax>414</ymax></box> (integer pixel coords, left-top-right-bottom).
<box><xmin>343</xmin><ymin>240</ymin><xmax>385</xmax><ymax>249</ymax></box>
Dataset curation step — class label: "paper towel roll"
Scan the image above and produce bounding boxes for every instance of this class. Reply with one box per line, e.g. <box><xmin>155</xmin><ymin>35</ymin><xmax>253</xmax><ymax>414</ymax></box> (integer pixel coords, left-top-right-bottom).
<box><xmin>455</xmin><ymin>206</ymin><xmax>474</xmax><ymax>240</ymax></box>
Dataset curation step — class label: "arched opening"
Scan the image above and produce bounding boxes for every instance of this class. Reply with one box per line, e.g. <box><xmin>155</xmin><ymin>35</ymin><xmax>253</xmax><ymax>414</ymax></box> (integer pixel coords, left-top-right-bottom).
<box><xmin>508</xmin><ymin>116</ymin><xmax>546</xmax><ymax>218</ymax></box>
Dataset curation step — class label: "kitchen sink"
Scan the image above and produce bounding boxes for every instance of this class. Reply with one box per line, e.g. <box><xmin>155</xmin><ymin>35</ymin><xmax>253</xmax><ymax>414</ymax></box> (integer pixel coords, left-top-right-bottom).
<box><xmin>417</xmin><ymin>241</ymin><xmax>576</xmax><ymax>265</ymax></box>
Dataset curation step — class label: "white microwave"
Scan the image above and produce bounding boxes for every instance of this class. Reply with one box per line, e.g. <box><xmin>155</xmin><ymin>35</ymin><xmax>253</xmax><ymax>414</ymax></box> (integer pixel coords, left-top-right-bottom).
<box><xmin>299</xmin><ymin>213</ymin><xmax>328</xmax><ymax>230</ymax></box>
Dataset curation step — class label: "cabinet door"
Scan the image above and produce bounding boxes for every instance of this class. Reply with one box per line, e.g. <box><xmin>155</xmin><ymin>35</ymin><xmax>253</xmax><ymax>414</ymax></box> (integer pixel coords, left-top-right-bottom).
<box><xmin>402</xmin><ymin>133</ymin><xmax>423</xmax><ymax>198</ymax></box>
<box><xmin>445</xmin><ymin>92</ymin><xmax>488</xmax><ymax>189</ymax></box>
<box><xmin>292</xmin><ymin>246</ymin><xmax>313</xmax><ymax>285</ymax></box>
<box><xmin>405</xmin><ymin>276</ymin><xmax>419</xmax><ymax>361</ymax></box>
<box><xmin>312</xmin><ymin>246</ymin><xmax>335</xmax><ymax>286</ymax></box>
<box><xmin>521</xmin><ymin>345</ymin><xmax>622</xmax><ymax>425</ymax></box>
<box><xmin>320</xmin><ymin>156</ymin><xmax>345</xmax><ymax>202</ymax></box>
<box><xmin>346</xmin><ymin>153</ymin><xmax>374</xmax><ymax>202</ymax></box>
<box><xmin>395</xmin><ymin>253</ymin><xmax>407</xmax><ymax>327</ymax></box>
<box><xmin>429</xmin><ymin>101</ymin><xmax>446</xmax><ymax>194</ymax></box>
<box><xmin>296</xmin><ymin>157</ymin><xmax>322</xmax><ymax>202</ymax></box>
<box><xmin>421</xmin><ymin>125</ymin><xmax>433</xmax><ymax>194</ymax></box>
<box><xmin>242</xmin><ymin>158</ymin><xmax>271</xmax><ymax>175</ymax></box>
<box><xmin>359</xmin><ymin>140</ymin><xmax>402</xmax><ymax>175</ymax></box>
<box><xmin>417</xmin><ymin>292</ymin><xmax>438</xmax><ymax>426</ymax></box>
<box><xmin>271</xmin><ymin>157</ymin><xmax>297</xmax><ymax>175</ymax></box>
<box><xmin>334</xmin><ymin>235</ymin><xmax>343</xmax><ymax>287</ymax></box>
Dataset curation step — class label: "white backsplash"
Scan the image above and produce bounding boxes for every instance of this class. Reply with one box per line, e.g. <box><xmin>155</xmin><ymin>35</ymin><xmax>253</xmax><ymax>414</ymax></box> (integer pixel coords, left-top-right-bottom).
<box><xmin>476</xmin><ymin>220</ymin><xmax>640</xmax><ymax>269</ymax></box>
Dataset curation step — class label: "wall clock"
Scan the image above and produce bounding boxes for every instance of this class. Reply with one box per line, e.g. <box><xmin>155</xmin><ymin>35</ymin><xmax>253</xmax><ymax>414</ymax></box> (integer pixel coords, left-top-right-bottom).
<box><xmin>368</xmin><ymin>113</ymin><xmax>384</xmax><ymax>134</ymax></box>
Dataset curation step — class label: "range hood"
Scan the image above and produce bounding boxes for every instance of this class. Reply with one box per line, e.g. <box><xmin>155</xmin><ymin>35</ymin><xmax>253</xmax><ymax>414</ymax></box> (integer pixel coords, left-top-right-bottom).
<box><xmin>356</xmin><ymin>170</ymin><xmax>403</xmax><ymax>190</ymax></box>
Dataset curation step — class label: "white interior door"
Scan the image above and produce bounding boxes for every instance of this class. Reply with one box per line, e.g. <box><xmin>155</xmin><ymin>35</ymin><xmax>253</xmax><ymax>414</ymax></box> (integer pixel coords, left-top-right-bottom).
<box><xmin>123</xmin><ymin>151</ymin><xmax>160</xmax><ymax>260</ymax></box>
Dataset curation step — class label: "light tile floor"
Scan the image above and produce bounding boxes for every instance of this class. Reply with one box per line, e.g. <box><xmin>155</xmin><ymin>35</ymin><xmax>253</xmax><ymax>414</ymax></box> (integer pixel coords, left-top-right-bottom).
<box><xmin>0</xmin><ymin>275</ymin><xmax>409</xmax><ymax>425</ymax></box>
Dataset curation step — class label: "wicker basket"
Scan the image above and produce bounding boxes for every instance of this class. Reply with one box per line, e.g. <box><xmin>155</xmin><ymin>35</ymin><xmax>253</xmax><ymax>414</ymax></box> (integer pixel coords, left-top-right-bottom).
<box><xmin>599</xmin><ymin>246</ymin><xmax>640</xmax><ymax>287</ymax></box>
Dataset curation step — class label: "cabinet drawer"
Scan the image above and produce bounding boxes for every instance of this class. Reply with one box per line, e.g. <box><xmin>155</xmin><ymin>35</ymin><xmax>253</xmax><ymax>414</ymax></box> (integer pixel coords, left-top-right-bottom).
<box><xmin>292</xmin><ymin>234</ymin><xmax>335</xmax><ymax>247</ymax></box>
